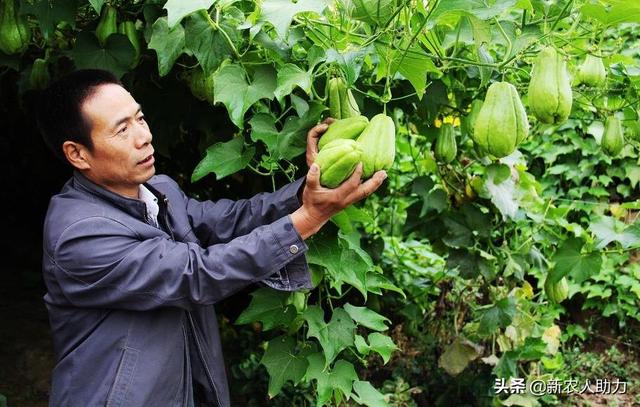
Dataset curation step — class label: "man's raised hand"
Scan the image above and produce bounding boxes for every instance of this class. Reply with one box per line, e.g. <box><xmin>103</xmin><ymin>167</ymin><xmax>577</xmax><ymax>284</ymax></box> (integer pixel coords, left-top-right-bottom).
<box><xmin>290</xmin><ymin>162</ymin><xmax>386</xmax><ymax>239</ymax></box>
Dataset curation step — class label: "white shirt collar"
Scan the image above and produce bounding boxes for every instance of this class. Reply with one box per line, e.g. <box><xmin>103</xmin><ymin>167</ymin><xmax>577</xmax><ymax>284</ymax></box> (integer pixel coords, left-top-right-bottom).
<box><xmin>139</xmin><ymin>184</ymin><xmax>159</xmax><ymax>225</ymax></box>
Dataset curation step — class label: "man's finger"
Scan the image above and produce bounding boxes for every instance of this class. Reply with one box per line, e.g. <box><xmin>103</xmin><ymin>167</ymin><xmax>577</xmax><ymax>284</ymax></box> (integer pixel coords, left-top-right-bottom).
<box><xmin>322</xmin><ymin>117</ymin><xmax>336</xmax><ymax>125</ymax></box>
<box><xmin>346</xmin><ymin>170</ymin><xmax>386</xmax><ymax>203</ymax></box>
<box><xmin>307</xmin><ymin>123</ymin><xmax>329</xmax><ymax>140</ymax></box>
<box><xmin>337</xmin><ymin>162</ymin><xmax>363</xmax><ymax>194</ymax></box>
<box><xmin>306</xmin><ymin>163</ymin><xmax>321</xmax><ymax>190</ymax></box>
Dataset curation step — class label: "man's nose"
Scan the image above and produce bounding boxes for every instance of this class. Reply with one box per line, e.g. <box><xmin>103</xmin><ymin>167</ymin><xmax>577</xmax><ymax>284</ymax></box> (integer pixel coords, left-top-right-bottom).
<box><xmin>134</xmin><ymin>122</ymin><xmax>152</xmax><ymax>148</ymax></box>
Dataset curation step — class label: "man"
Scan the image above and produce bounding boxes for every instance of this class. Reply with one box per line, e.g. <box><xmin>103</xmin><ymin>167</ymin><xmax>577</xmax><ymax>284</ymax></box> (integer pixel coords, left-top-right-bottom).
<box><xmin>37</xmin><ymin>69</ymin><xmax>386</xmax><ymax>406</ymax></box>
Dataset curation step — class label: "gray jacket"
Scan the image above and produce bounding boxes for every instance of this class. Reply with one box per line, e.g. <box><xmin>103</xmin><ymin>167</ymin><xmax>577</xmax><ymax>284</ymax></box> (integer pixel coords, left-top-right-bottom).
<box><xmin>42</xmin><ymin>171</ymin><xmax>312</xmax><ymax>406</ymax></box>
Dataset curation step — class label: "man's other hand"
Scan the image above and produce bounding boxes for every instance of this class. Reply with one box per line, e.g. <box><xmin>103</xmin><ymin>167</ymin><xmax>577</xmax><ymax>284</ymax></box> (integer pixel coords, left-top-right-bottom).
<box><xmin>290</xmin><ymin>162</ymin><xmax>386</xmax><ymax>239</ymax></box>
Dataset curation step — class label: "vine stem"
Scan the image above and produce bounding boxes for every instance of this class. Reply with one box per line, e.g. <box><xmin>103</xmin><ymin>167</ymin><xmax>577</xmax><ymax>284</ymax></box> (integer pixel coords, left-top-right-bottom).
<box><xmin>202</xmin><ymin>10</ymin><xmax>240</xmax><ymax>60</ymax></box>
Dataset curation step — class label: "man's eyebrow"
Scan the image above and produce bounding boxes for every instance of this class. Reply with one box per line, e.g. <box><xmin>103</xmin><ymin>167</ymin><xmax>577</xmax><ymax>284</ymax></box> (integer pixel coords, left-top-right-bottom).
<box><xmin>110</xmin><ymin>104</ymin><xmax>142</xmax><ymax>131</ymax></box>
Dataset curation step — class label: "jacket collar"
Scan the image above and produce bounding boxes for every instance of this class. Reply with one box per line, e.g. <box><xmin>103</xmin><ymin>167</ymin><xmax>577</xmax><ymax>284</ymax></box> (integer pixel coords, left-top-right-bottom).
<box><xmin>72</xmin><ymin>170</ymin><xmax>151</xmax><ymax>221</ymax></box>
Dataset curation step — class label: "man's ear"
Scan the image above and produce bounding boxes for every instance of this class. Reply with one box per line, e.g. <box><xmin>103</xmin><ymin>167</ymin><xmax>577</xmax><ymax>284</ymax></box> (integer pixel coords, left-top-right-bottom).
<box><xmin>62</xmin><ymin>141</ymin><xmax>91</xmax><ymax>170</ymax></box>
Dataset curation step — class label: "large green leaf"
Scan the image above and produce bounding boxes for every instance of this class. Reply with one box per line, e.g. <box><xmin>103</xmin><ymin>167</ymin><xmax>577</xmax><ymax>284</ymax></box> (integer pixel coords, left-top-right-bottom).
<box><xmin>164</xmin><ymin>0</ymin><xmax>215</xmax><ymax>28</ymax></box>
<box><xmin>427</xmin><ymin>0</ymin><xmax>517</xmax><ymax>27</ymax></box>
<box><xmin>22</xmin><ymin>0</ymin><xmax>77</xmax><ymax>39</ymax></box>
<box><xmin>589</xmin><ymin>217</ymin><xmax>640</xmax><ymax>249</ymax></box>
<box><xmin>148</xmin><ymin>17</ymin><xmax>186</xmax><ymax>77</ymax></box>
<box><xmin>235</xmin><ymin>288</ymin><xmax>297</xmax><ymax>330</ymax></box>
<box><xmin>191</xmin><ymin>137</ymin><xmax>255</xmax><ymax>182</ymax></box>
<box><xmin>70</xmin><ymin>32</ymin><xmax>135</xmax><ymax>78</ymax></box>
<box><xmin>375</xmin><ymin>42</ymin><xmax>439</xmax><ymax>100</ymax></box>
<box><xmin>352</xmin><ymin>381</ymin><xmax>388</xmax><ymax>407</ymax></box>
<box><xmin>343</xmin><ymin>303</ymin><xmax>390</xmax><ymax>331</ymax></box>
<box><xmin>214</xmin><ymin>64</ymin><xmax>277</xmax><ymax>128</ymax></box>
<box><xmin>478</xmin><ymin>297</ymin><xmax>517</xmax><ymax>336</ymax></box>
<box><xmin>274</xmin><ymin>64</ymin><xmax>313</xmax><ymax>103</ymax></box>
<box><xmin>549</xmin><ymin>238</ymin><xmax>602</xmax><ymax>284</ymax></box>
<box><xmin>259</xmin><ymin>0</ymin><xmax>329</xmax><ymax>38</ymax></box>
<box><xmin>305</xmin><ymin>354</ymin><xmax>358</xmax><ymax>407</ymax></box>
<box><xmin>184</xmin><ymin>12</ymin><xmax>238</xmax><ymax>75</ymax></box>
<box><xmin>354</xmin><ymin>333</ymin><xmax>397</xmax><ymax>364</ymax></box>
<box><xmin>304</xmin><ymin>306</ymin><xmax>355</xmax><ymax>366</ymax></box>
<box><xmin>261</xmin><ymin>336</ymin><xmax>311</xmax><ymax>397</ymax></box>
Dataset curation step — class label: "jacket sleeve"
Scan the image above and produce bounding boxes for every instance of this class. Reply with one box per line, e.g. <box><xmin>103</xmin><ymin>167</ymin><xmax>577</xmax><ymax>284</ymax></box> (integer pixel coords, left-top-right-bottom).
<box><xmin>177</xmin><ymin>177</ymin><xmax>305</xmax><ymax>246</ymax></box>
<box><xmin>51</xmin><ymin>214</ymin><xmax>309</xmax><ymax>311</ymax></box>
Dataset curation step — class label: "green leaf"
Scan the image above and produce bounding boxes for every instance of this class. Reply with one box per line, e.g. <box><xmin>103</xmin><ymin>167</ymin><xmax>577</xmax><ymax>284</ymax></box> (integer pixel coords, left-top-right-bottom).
<box><xmin>367</xmin><ymin>333</ymin><xmax>397</xmax><ymax>364</ymax></box>
<box><xmin>304</xmin><ymin>306</ymin><xmax>355</xmax><ymax>366</ymax></box>
<box><xmin>375</xmin><ymin>43</ymin><xmax>439</xmax><ymax>100</ymax></box>
<box><xmin>427</xmin><ymin>0</ymin><xmax>517</xmax><ymax>27</ymax></box>
<box><xmin>550</xmin><ymin>238</ymin><xmax>602</xmax><ymax>284</ymax></box>
<box><xmin>442</xmin><ymin>204</ymin><xmax>490</xmax><ymax>248</ymax></box>
<box><xmin>235</xmin><ymin>288</ymin><xmax>297</xmax><ymax>330</ymax></box>
<box><xmin>438</xmin><ymin>337</ymin><xmax>484</xmax><ymax>376</ymax></box>
<box><xmin>22</xmin><ymin>0</ymin><xmax>77</xmax><ymax>39</ymax></box>
<box><xmin>164</xmin><ymin>0</ymin><xmax>215</xmax><ymax>28</ymax></box>
<box><xmin>305</xmin><ymin>354</ymin><xmax>358</xmax><ymax>407</ymax></box>
<box><xmin>148</xmin><ymin>17</ymin><xmax>186</xmax><ymax>77</ymax></box>
<box><xmin>250</xmin><ymin>104</ymin><xmax>325</xmax><ymax>161</ymax></box>
<box><xmin>70</xmin><ymin>32</ymin><xmax>135</xmax><ymax>79</ymax></box>
<box><xmin>250</xmin><ymin>113</ymin><xmax>279</xmax><ymax>152</ymax></box>
<box><xmin>478</xmin><ymin>297</ymin><xmax>517</xmax><ymax>336</ymax></box>
<box><xmin>589</xmin><ymin>217</ymin><xmax>640</xmax><ymax>249</ymax></box>
<box><xmin>259</xmin><ymin>0</ymin><xmax>329</xmax><ymax>39</ymax></box>
<box><xmin>274</xmin><ymin>64</ymin><xmax>312</xmax><ymax>102</ymax></box>
<box><xmin>275</xmin><ymin>102</ymin><xmax>325</xmax><ymax>160</ymax></box>
<box><xmin>88</xmin><ymin>0</ymin><xmax>105</xmax><ymax>13</ymax></box>
<box><xmin>326</xmin><ymin>47</ymin><xmax>371</xmax><ymax>85</ymax></box>
<box><xmin>184</xmin><ymin>12</ymin><xmax>238</xmax><ymax>75</ymax></box>
<box><xmin>261</xmin><ymin>336</ymin><xmax>310</xmax><ymax>397</ymax></box>
<box><xmin>352</xmin><ymin>381</ymin><xmax>389</xmax><ymax>407</ymax></box>
<box><xmin>343</xmin><ymin>303</ymin><xmax>390</xmax><ymax>331</ymax></box>
<box><xmin>191</xmin><ymin>137</ymin><xmax>255</xmax><ymax>182</ymax></box>
<box><xmin>213</xmin><ymin>64</ymin><xmax>277</xmax><ymax>128</ymax></box>
<box><xmin>447</xmin><ymin>249</ymin><xmax>489</xmax><ymax>280</ymax></box>
<box><xmin>365</xmin><ymin>273</ymin><xmax>406</xmax><ymax>298</ymax></box>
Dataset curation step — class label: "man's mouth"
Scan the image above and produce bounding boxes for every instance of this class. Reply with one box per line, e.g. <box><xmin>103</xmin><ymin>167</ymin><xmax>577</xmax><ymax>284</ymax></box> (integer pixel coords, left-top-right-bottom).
<box><xmin>138</xmin><ymin>154</ymin><xmax>154</xmax><ymax>165</ymax></box>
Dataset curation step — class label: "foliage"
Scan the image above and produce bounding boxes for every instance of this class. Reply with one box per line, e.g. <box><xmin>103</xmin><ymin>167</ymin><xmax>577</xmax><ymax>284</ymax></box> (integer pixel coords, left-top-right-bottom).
<box><xmin>3</xmin><ymin>0</ymin><xmax>640</xmax><ymax>405</ymax></box>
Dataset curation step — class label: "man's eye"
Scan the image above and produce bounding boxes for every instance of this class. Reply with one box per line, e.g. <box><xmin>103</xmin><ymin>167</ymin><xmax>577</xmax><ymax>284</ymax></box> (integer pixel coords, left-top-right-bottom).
<box><xmin>137</xmin><ymin>115</ymin><xmax>146</xmax><ymax>123</ymax></box>
<box><xmin>118</xmin><ymin>125</ymin><xmax>128</xmax><ymax>134</ymax></box>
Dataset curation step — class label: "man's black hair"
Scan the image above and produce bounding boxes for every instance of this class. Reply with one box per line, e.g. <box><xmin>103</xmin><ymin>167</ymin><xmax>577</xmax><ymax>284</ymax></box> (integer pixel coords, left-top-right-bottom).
<box><xmin>36</xmin><ymin>69</ymin><xmax>122</xmax><ymax>162</ymax></box>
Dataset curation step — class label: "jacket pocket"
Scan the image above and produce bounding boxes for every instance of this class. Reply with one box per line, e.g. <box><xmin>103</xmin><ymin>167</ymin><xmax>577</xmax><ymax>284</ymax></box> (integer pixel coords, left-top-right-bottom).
<box><xmin>106</xmin><ymin>347</ymin><xmax>139</xmax><ymax>407</ymax></box>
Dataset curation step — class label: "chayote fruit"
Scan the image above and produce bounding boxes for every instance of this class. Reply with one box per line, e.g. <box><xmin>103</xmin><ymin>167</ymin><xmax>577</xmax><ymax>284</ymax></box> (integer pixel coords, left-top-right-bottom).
<box><xmin>544</xmin><ymin>276</ymin><xmax>569</xmax><ymax>304</ymax></box>
<box><xmin>435</xmin><ymin>123</ymin><xmax>457</xmax><ymax>163</ymax></box>
<box><xmin>96</xmin><ymin>5</ymin><xmax>118</xmax><ymax>46</ymax></box>
<box><xmin>29</xmin><ymin>58</ymin><xmax>50</xmax><ymax>90</ymax></box>
<box><xmin>315</xmin><ymin>139</ymin><xmax>363</xmax><ymax>188</ymax></box>
<box><xmin>602</xmin><ymin>115</ymin><xmax>624</xmax><ymax>157</ymax></box>
<box><xmin>528</xmin><ymin>47</ymin><xmax>573</xmax><ymax>124</ymax></box>
<box><xmin>0</xmin><ymin>0</ymin><xmax>30</xmax><ymax>55</ymax></box>
<box><xmin>473</xmin><ymin>82</ymin><xmax>529</xmax><ymax>158</ymax></box>
<box><xmin>318</xmin><ymin>116</ymin><xmax>369</xmax><ymax>150</ymax></box>
<box><xmin>357</xmin><ymin>113</ymin><xmax>396</xmax><ymax>178</ymax></box>
<box><xmin>118</xmin><ymin>21</ymin><xmax>141</xmax><ymax>68</ymax></box>
<box><xmin>328</xmin><ymin>77</ymin><xmax>360</xmax><ymax>120</ymax></box>
<box><xmin>577</xmin><ymin>54</ymin><xmax>606</xmax><ymax>87</ymax></box>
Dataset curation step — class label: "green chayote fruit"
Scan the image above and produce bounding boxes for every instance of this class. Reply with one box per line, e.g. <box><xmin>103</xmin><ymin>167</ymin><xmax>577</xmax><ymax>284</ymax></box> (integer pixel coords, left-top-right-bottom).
<box><xmin>528</xmin><ymin>47</ymin><xmax>573</xmax><ymax>124</ymax></box>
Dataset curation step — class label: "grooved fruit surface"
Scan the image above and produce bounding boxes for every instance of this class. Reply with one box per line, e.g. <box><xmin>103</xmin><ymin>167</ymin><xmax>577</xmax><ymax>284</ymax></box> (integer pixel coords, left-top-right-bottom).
<box><xmin>473</xmin><ymin>82</ymin><xmax>529</xmax><ymax>159</ymax></box>
<box><xmin>528</xmin><ymin>47</ymin><xmax>573</xmax><ymax>124</ymax></box>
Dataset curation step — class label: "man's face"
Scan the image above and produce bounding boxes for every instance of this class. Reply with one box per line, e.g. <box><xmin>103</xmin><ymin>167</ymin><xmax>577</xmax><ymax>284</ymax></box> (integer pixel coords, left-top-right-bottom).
<box><xmin>80</xmin><ymin>83</ymin><xmax>155</xmax><ymax>198</ymax></box>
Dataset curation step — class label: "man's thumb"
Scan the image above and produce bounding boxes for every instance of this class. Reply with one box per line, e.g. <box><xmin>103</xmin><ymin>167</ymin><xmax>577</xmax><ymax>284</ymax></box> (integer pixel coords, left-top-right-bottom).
<box><xmin>307</xmin><ymin>163</ymin><xmax>320</xmax><ymax>187</ymax></box>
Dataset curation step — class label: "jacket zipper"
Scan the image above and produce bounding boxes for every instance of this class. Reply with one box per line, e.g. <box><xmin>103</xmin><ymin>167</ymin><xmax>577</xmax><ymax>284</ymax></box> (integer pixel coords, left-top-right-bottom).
<box><xmin>187</xmin><ymin>312</ymin><xmax>223</xmax><ymax>407</ymax></box>
<box><xmin>162</xmin><ymin>197</ymin><xmax>221</xmax><ymax>406</ymax></box>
